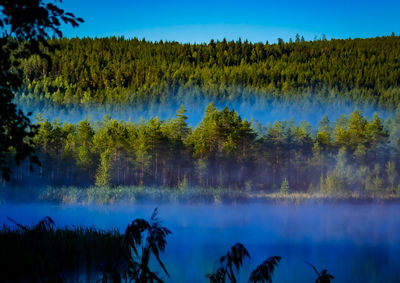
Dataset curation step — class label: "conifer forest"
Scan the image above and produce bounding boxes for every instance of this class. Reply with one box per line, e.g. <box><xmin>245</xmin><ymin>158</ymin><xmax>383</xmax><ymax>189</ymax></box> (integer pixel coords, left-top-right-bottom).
<box><xmin>6</xmin><ymin>36</ymin><xmax>400</xmax><ymax>198</ymax></box>
<box><xmin>2</xmin><ymin>1</ymin><xmax>400</xmax><ymax>282</ymax></box>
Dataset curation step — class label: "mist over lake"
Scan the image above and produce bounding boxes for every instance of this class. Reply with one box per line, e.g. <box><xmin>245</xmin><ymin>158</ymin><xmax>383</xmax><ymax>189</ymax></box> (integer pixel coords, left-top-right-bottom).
<box><xmin>2</xmin><ymin>0</ymin><xmax>400</xmax><ymax>281</ymax></box>
<box><xmin>1</xmin><ymin>202</ymin><xmax>399</xmax><ymax>282</ymax></box>
<box><xmin>19</xmin><ymin>95</ymin><xmax>393</xmax><ymax>127</ymax></box>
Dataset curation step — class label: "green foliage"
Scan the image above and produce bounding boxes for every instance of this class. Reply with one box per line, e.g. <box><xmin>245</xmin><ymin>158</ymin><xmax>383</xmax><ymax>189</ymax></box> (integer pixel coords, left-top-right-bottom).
<box><xmin>366</xmin><ymin>164</ymin><xmax>384</xmax><ymax>195</ymax></box>
<box><xmin>95</xmin><ymin>148</ymin><xmax>112</xmax><ymax>187</ymax></box>
<box><xmin>5</xmin><ymin>106</ymin><xmax>400</xmax><ymax>198</ymax></box>
<box><xmin>280</xmin><ymin>178</ymin><xmax>290</xmax><ymax>194</ymax></box>
<box><xmin>14</xmin><ymin>35</ymin><xmax>400</xmax><ymax>110</ymax></box>
<box><xmin>322</xmin><ymin>174</ymin><xmax>338</xmax><ymax>196</ymax></box>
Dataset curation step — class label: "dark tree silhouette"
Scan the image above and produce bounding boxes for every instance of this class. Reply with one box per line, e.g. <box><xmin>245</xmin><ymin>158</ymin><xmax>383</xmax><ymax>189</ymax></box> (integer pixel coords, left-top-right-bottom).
<box><xmin>307</xmin><ymin>262</ymin><xmax>335</xmax><ymax>283</ymax></box>
<box><xmin>0</xmin><ymin>0</ymin><xmax>83</xmax><ymax>180</ymax></box>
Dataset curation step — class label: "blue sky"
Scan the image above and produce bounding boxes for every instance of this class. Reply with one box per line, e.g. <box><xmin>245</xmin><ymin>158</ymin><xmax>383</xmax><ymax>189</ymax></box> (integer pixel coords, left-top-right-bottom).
<box><xmin>60</xmin><ymin>0</ymin><xmax>400</xmax><ymax>43</ymax></box>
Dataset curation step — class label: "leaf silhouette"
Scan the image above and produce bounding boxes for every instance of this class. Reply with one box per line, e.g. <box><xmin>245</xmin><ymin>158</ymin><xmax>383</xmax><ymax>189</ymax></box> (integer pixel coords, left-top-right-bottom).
<box><xmin>207</xmin><ymin>243</ymin><xmax>250</xmax><ymax>283</ymax></box>
<box><xmin>249</xmin><ymin>256</ymin><xmax>281</xmax><ymax>283</ymax></box>
<box><xmin>306</xmin><ymin>262</ymin><xmax>335</xmax><ymax>283</ymax></box>
<box><xmin>121</xmin><ymin>208</ymin><xmax>171</xmax><ymax>282</ymax></box>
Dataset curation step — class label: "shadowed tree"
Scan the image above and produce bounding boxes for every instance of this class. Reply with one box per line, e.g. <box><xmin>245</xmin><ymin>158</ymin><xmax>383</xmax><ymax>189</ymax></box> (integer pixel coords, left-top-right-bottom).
<box><xmin>76</xmin><ymin>120</ymin><xmax>95</xmax><ymax>173</ymax></box>
<box><xmin>0</xmin><ymin>0</ymin><xmax>83</xmax><ymax>180</ymax></box>
<box><xmin>386</xmin><ymin>161</ymin><xmax>397</xmax><ymax>194</ymax></box>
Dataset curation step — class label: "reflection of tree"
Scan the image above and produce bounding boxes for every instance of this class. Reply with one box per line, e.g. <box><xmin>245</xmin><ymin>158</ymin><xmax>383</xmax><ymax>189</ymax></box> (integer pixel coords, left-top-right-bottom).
<box><xmin>0</xmin><ymin>0</ymin><xmax>82</xmax><ymax>180</ymax></box>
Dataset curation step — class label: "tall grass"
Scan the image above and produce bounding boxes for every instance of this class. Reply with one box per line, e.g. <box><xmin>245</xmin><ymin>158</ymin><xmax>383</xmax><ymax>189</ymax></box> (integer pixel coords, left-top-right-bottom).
<box><xmin>1</xmin><ymin>209</ymin><xmax>173</xmax><ymax>283</ymax></box>
<box><xmin>0</xmin><ymin>221</ymin><xmax>123</xmax><ymax>282</ymax></box>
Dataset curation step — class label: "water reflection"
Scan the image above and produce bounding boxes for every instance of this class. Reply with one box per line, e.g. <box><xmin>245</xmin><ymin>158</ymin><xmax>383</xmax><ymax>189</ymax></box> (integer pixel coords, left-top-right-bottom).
<box><xmin>1</xmin><ymin>203</ymin><xmax>399</xmax><ymax>282</ymax></box>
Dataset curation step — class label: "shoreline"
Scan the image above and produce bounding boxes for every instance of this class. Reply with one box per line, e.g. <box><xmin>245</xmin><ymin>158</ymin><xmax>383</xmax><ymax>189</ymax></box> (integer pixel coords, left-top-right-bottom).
<box><xmin>2</xmin><ymin>186</ymin><xmax>400</xmax><ymax>205</ymax></box>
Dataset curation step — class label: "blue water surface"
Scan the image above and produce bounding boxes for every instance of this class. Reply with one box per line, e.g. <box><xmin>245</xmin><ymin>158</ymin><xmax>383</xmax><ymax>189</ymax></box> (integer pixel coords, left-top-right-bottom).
<box><xmin>0</xmin><ymin>203</ymin><xmax>399</xmax><ymax>282</ymax></box>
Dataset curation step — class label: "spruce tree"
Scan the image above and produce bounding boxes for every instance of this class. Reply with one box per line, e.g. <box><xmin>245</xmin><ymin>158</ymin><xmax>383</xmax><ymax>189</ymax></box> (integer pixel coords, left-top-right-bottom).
<box><xmin>280</xmin><ymin>177</ymin><xmax>290</xmax><ymax>194</ymax></box>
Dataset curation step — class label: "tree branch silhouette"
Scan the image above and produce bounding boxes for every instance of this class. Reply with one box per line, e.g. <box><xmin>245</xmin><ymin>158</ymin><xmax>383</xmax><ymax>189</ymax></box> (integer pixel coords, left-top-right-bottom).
<box><xmin>0</xmin><ymin>0</ymin><xmax>83</xmax><ymax>180</ymax></box>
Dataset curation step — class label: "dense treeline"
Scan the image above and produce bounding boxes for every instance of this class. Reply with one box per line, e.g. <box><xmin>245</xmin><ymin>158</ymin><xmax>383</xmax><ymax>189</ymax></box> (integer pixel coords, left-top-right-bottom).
<box><xmin>16</xmin><ymin>34</ymin><xmax>400</xmax><ymax>109</ymax></box>
<box><xmin>6</xmin><ymin>104</ymin><xmax>400</xmax><ymax>196</ymax></box>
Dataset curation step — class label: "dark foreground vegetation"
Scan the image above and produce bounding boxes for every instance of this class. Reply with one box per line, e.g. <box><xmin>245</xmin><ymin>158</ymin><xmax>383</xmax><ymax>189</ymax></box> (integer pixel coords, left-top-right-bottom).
<box><xmin>207</xmin><ymin>243</ymin><xmax>281</xmax><ymax>283</ymax></box>
<box><xmin>0</xmin><ymin>209</ymin><xmax>334</xmax><ymax>283</ymax></box>
<box><xmin>1</xmin><ymin>216</ymin><xmax>122</xmax><ymax>282</ymax></box>
<box><xmin>1</xmin><ymin>210</ymin><xmax>171</xmax><ymax>283</ymax></box>
<box><xmin>17</xmin><ymin>35</ymin><xmax>400</xmax><ymax>110</ymax></box>
<box><xmin>4</xmin><ymin>104</ymin><xmax>400</xmax><ymax>198</ymax></box>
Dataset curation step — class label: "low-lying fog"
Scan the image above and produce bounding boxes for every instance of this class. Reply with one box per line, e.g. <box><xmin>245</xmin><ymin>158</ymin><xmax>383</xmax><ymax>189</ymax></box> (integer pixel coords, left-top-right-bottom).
<box><xmin>20</xmin><ymin>95</ymin><xmax>394</xmax><ymax>126</ymax></box>
<box><xmin>1</xmin><ymin>202</ymin><xmax>399</xmax><ymax>282</ymax></box>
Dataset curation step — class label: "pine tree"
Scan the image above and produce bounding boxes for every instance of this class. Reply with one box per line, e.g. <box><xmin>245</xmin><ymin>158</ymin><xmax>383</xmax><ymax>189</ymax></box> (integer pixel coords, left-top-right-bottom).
<box><xmin>95</xmin><ymin>148</ymin><xmax>112</xmax><ymax>187</ymax></box>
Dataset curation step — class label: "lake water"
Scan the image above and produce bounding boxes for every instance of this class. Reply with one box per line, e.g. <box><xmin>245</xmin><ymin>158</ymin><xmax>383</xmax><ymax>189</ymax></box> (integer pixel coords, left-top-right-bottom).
<box><xmin>0</xmin><ymin>202</ymin><xmax>399</xmax><ymax>282</ymax></box>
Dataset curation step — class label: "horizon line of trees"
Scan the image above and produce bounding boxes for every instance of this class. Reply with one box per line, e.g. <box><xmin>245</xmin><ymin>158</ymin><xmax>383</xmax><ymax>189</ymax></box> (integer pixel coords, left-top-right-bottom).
<box><xmin>5</xmin><ymin>104</ymin><xmax>400</xmax><ymax>196</ymax></box>
<box><xmin>15</xmin><ymin>34</ymin><xmax>400</xmax><ymax>110</ymax></box>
